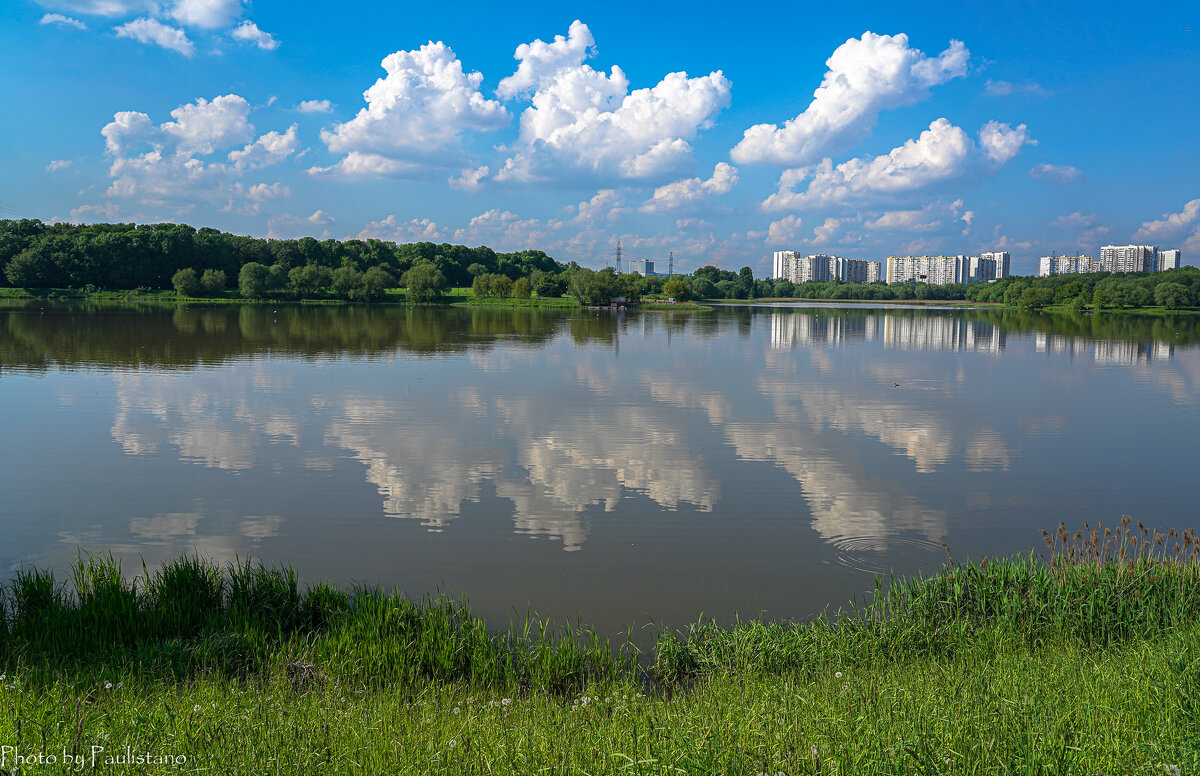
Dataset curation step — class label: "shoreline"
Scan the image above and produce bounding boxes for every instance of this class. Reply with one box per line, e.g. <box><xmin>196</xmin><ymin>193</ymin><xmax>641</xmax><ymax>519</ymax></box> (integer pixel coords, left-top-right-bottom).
<box><xmin>3</xmin><ymin>287</ymin><xmax>1197</xmax><ymax>316</ymax></box>
<box><xmin>2</xmin><ymin>530</ymin><xmax>1197</xmax><ymax>772</ymax></box>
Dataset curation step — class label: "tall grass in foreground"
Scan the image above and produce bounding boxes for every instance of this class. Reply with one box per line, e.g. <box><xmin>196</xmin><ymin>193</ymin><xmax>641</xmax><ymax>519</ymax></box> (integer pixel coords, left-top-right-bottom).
<box><xmin>650</xmin><ymin>518</ymin><xmax>1200</xmax><ymax>682</ymax></box>
<box><xmin>0</xmin><ymin>553</ymin><xmax>631</xmax><ymax>692</ymax></box>
<box><xmin>1</xmin><ymin>519</ymin><xmax>1198</xmax><ymax>691</ymax></box>
<box><xmin>1</xmin><ymin>526</ymin><xmax>1198</xmax><ymax>773</ymax></box>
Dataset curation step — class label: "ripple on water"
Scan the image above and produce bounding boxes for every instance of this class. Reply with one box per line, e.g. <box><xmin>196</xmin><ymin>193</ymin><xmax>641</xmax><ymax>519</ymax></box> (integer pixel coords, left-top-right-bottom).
<box><xmin>824</xmin><ymin>534</ymin><xmax>946</xmax><ymax>574</ymax></box>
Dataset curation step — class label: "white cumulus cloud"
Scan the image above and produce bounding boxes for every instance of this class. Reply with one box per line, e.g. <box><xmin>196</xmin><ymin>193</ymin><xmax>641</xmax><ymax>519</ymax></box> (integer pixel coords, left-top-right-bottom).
<box><xmin>762</xmin><ymin>118</ymin><xmax>1033</xmax><ymax>211</ymax></box>
<box><xmin>641</xmin><ymin>162</ymin><xmax>738</xmax><ymax>212</ymax></box>
<box><xmin>296</xmin><ymin>99</ymin><xmax>332</xmax><ymax>114</ymax></box>
<box><xmin>94</xmin><ymin>93</ymin><xmax>295</xmax><ymax>212</ymax></box>
<box><xmin>978</xmin><ymin>120</ymin><xmax>1034</xmax><ymax>163</ymax></box>
<box><xmin>169</xmin><ymin>0</ymin><xmax>243</xmax><ymax>29</ymax></box>
<box><xmin>114</xmin><ymin>17</ymin><xmax>194</xmax><ymax>56</ymax></box>
<box><xmin>983</xmin><ymin>80</ymin><xmax>1052</xmax><ymax>97</ymax></box>
<box><xmin>1050</xmin><ymin>212</ymin><xmax>1096</xmax><ymax>229</ymax></box>
<box><xmin>1133</xmin><ymin>198</ymin><xmax>1200</xmax><ymax>251</ymax></box>
<box><xmin>731</xmin><ymin>32</ymin><xmax>969</xmax><ymax>166</ymax></box>
<box><xmin>230</xmin><ymin>20</ymin><xmax>277</xmax><ymax>50</ymax></box>
<box><xmin>497</xmin><ymin>19</ymin><xmax>595</xmax><ymax>99</ymax></box>
<box><xmin>35</xmin><ymin>0</ymin><xmax>152</xmax><ymax>16</ymax></box>
<box><xmin>449</xmin><ymin>165</ymin><xmax>489</xmax><ymax>191</ymax></box>
<box><xmin>246</xmin><ymin>182</ymin><xmax>289</xmax><ymax>201</ymax></box>
<box><xmin>161</xmin><ymin>94</ymin><xmax>254</xmax><ymax>155</ymax></box>
<box><xmin>319</xmin><ymin>41</ymin><xmax>508</xmax><ymax>174</ymax></box>
<box><xmin>39</xmin><ymin>12</ymin><xmax>87</xmax><ymax>29</ymax></box>
<box><xmin>308</xmin><ymin>152</ymin><xmax>426</xmax><ymax>178</ymax></box>
<box><xmin>767</xmin><ymin>215</ymin><xmax>805</xmax><ymax>244</ymax></box>
<box><xmin>1029</xmin><ymin>162</ymin><xmax>1083</xmax><ymax>183</ymax></box>
<box><xmin>357</xmin><ymin>216</ymin><xmax>446</xmax><ymax>242</ymax></box>
<box><xmin>228</xmin><ymin>124</ymin><xmax>299</xmax><ymax>169</ymax></box>
<box><xmin>493</xmin><ymin>21</ymin><xmax>731</xmax><ymax>184</ymax></box>
<box><xmin>267</xmin><ymin>209</ymin><xmax>333</xmax><ymax>239</ymax></box>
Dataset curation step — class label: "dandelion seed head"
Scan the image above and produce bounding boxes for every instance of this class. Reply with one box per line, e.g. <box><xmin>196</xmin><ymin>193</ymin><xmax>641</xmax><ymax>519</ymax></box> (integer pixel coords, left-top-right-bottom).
<box><xmin>835</xmin><ymin>671</ymin><xmax>842</xmax><ymax>679</ymax></box>
<box><xmin>501</xmin><ymin>697</ymin><xmax>511</xmax><ymax>706</ymax></box>
<box><xmin>193</xmin><ymin>705</ymin><xmax>201</xmax><ymax>712</ymax></box>
<box><xmin>452</xmin><ymin>706</ymin><xmax>460</xmax><ymax>715</ymax></box>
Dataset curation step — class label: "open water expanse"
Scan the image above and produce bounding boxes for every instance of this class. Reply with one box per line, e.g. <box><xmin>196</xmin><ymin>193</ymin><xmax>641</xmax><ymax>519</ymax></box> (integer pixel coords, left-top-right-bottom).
<box><xmin>2</xmin><ymin>302</ymin><xmax>1198</xmax><ymax>635</ymax></box>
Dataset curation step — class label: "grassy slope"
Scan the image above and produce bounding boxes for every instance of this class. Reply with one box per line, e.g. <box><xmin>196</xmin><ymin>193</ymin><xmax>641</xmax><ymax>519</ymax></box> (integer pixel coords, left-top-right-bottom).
<box><xmin>2</xmin><ymin>633</ymin><xmax>1195</xmax><ymax>775</ymax></box>
<box><xmin>2</xmin><ymin>525</ymin><xmax>1199</xmax><ymax>774</ymax></box>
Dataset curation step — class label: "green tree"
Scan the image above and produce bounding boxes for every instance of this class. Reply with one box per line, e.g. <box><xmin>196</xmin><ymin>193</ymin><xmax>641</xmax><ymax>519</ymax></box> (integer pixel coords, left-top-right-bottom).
<box><xmin>402</xmin><ymin>262</ymin><xmax>448</xmax><ymax>303</ymax></box>
<box><xmin>288</xmin><ymin>264</ymin><xmax>333</xmax><ymax>298</ymax></box>
<box><xmin>618</xmin><ymin>273</ymin><xmax>644</xmax><ymax>302</ymax></box>
<box><xmin>200</xmin><ymin>269</ymin><xmax>226</xmax><ymax>293</ymax></box>
<box><xmin>1154</xmin><ymin>281</ymin><xmax>1191</xmax><ymax>309</ymax></box>
<box><xmin>535</xmin><ymin>273</ymin><xmax>566</xmax><ymax>298</ymax></box>
<box><xmin>1017</xmin><ymin>287</ymin><xmax>1055</xmax><ymax>310</ymax></box>
<box><xmin>689</xmin><ymin>277</ymin><xmax>717</xmax><ymax>299</ymax></box>
<box><xmin>332</xmin><ymin>266</ymin><xmax>363</xmax><ymax>297</ymax></box>
<box><xmin>467</xmin><ymin>262</ymin><xmax>488</xmax><ymax>278</ymax></box>
<box><xmin>716</xmin><ymin>279</ymin><xmax>745</xmax><ymax>299</ymax></box>
<box><xmin>267</xmin><ymin>263</ymin><xmax>289</xmax><ymax>294</ymax></box>
<box><xmin>352</xmin><ymin>266</ymin><xmax>394</xmax><ymax>301</ymax></box>
<box><xmin>489</xmin><ymin>274</ymin><xmax>514</xmax><ymax>299</ymax></box>
<box><xmin>567</xmin><ymin>268</ymin><xmax>619</xmax><ymax>305</ymax></box>
<box><xmin>238</xmin><ymin>262</ymin><xmax>270</xmax><ymax>298</ymax></box>
<box><xmin>172</xmin><ymin>268</ymin><xmax>201</xmax><ymax>296</ymax></box>
<box><xmin>663</xmin><ymin>276</ymin><xmax>694</xmax><ymax>301</ymax></box>
<box><xmin>512</xmin><ymin>276</ymin><xmax>532</xmax><ymax>298</ymax></box>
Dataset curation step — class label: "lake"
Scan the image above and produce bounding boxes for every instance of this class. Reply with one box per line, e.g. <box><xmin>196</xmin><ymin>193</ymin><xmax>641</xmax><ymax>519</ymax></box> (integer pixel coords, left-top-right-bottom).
<box><xmin>2</xmin><ymin>301</ymin><xmax>1198</xmax><ymax>635</ymax></box>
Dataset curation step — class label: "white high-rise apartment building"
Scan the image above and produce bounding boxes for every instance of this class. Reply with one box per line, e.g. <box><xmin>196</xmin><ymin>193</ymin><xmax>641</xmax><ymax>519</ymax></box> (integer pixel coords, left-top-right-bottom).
<box><xmin>771</xmin><ymin>251</ymin><xmax>882</xmax><ymax>284</ymax></box>
<box><xmin>1037</xmin><ymin>255</ymin><xmax>1102</xmax><ymax>277</ymax></box>
<box><xmin>980</xmin><ymin>251</ymin><xmax>1010</xmax><ymax>279</ymax></box>
<box><xmin>885</xmin><ymin>255</ymin><xmax>1001</xmax><ymax>285</ymax></box>
<box><xmin>1158</xmin><ymin>249</ymin><xmax>1183</xmax><ymax>271</ymax></box>
<box><xmin>1100</xmin><ymin>244</ymin><xmax>1157</xmax><ymax>273</ymax></box>
<box><xmin>772</xmin><ymin>250</ymin><xmax>799</xmax><ymax>281</ymax></box>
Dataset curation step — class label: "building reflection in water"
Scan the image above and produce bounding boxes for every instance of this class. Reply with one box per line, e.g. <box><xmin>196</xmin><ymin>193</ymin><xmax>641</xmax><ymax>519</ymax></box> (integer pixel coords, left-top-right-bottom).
<box><xmin>6</xmin><ymin>304</ymin><xmax>1194</xmax><ymax>583</ymax></box>
<box><xmin>1035</xmin><ymin>332</ymin><xmax>1174</xmax><ymax>365</ymax></box>
<box><xmin>770</xmin><ymin>311</ymin><xmax>1006</xmax><ymax>354</ymax></box>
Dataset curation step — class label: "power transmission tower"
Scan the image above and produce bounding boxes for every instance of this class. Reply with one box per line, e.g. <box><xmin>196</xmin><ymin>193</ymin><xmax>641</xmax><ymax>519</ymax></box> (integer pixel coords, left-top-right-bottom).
<box><xmin>615</xmin><ymin>240</ymin><xmax>623</xmax><ymax>275</ymax></box>
<box><xmin>668</xmin><ymin>250</ymin><xmax>674</xmax><ymax>277</ymax></box>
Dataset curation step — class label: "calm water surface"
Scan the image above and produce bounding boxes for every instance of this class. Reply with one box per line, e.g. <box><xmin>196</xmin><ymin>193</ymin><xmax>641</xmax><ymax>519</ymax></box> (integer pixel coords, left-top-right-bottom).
<box><xmin>2</xmin><ymin>302</ymin><xmax>1198</xmax><ymax>634</ymax></box>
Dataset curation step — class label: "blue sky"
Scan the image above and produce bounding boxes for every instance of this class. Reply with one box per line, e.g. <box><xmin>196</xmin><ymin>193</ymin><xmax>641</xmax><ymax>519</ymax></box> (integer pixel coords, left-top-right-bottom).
<box><xmin>2</xmin><ymin>0</ymin><xmax>1197</xmax><ymax>275</ymax></box>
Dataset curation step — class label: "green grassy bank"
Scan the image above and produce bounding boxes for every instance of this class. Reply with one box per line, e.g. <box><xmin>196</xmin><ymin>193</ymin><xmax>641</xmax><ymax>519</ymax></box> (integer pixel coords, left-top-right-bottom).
<box><xmin>2</xmin><ymin>521</ymin><xmax>1198</xmax><ymax>774</ymax></box>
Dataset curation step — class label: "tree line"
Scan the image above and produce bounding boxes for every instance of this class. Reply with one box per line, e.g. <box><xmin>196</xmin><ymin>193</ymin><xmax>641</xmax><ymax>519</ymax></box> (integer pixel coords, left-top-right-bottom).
<box><xmin>0</xmin><ymin>219</ymin><xmax>563</xmax><ymax>295</ymax></box>
<box><xmin>3</xmin><ymin>219</ymin><xmax>1196</xmax><ymax>309</ymax></box>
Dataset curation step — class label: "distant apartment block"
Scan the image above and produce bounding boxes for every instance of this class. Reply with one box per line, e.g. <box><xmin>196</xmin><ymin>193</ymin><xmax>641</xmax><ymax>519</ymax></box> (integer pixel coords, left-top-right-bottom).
<box><xmin>1037</xmin><ymin>255</ymin><xmax>1102</xmax><ymax>277</ymax></box>
<box><xmin>771</xmin><ymin>251</ymin><xmax>882</xmax><ymax>284</ymax></box>
<box><xmin>980</xmin><ymin>251</ymin><xmax>1010</xmax><ymax>279</ymax></box>
<box><xmin>885</xmin><ymin>254</ymin><xmax>1003</xmax><ymax>285</ymax></box>
<box><xmin>1158</xmin><ymin>249</ymin><xmax>1183</xmax><ymax>271</ymax></box>
<box><xmin>1100</xmin><ymin>244</ymin><xmax>1157</xmax><ymax>273</ymax></box>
